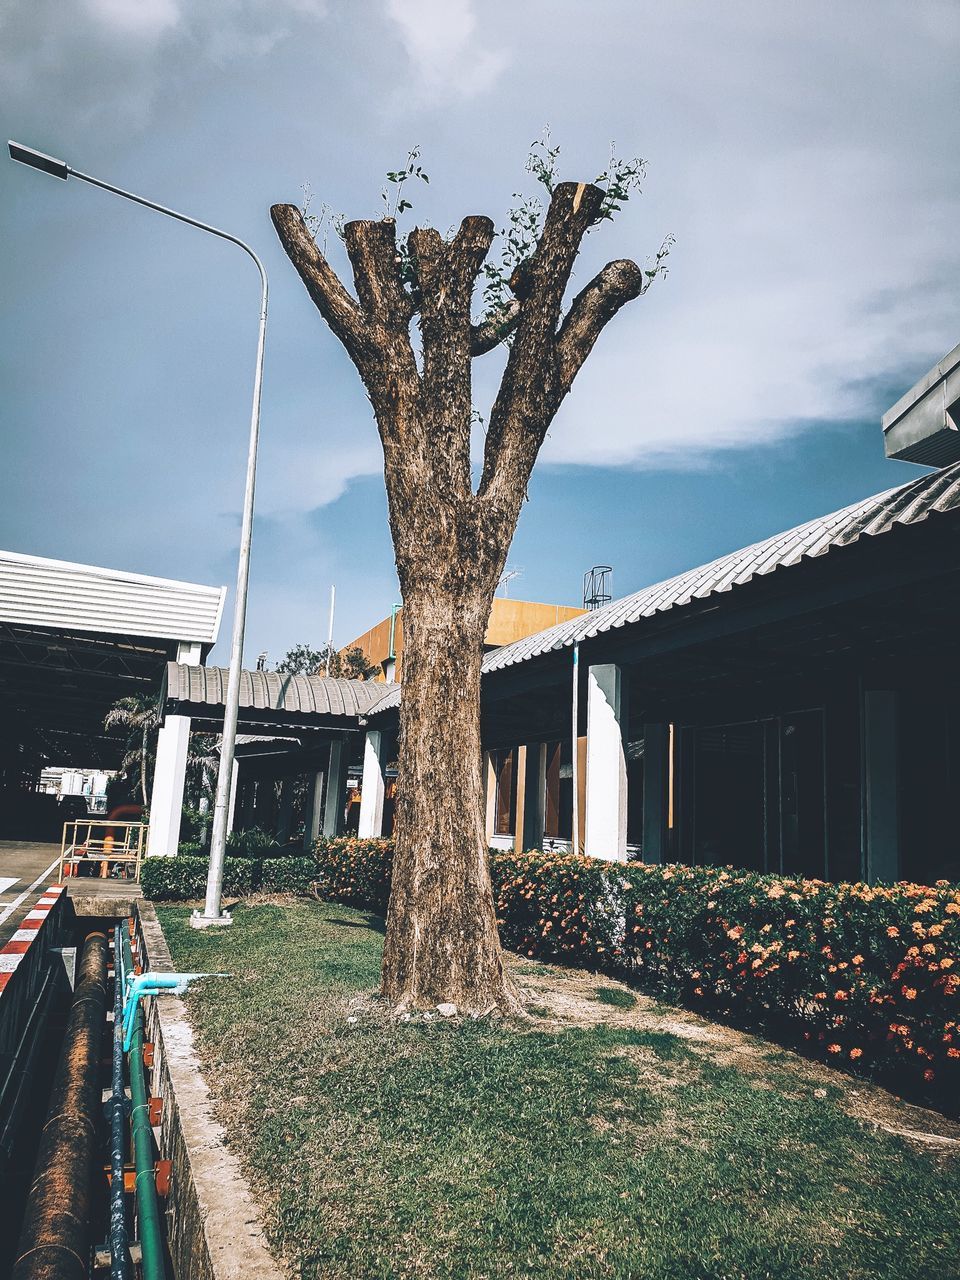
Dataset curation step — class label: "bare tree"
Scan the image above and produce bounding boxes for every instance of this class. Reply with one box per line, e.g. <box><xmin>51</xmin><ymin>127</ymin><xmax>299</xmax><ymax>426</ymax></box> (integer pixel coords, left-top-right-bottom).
<box><xmin>272</xmin><ymin>168</ymin><xmax>663</xmax><ymax>1013</ymax></box>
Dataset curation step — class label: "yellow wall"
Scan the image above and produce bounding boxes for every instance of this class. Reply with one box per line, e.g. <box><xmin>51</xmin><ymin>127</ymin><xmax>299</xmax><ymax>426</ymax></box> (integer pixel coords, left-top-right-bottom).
<box><xmin>345</xmin><ymin>598</ymin><xmax>585</xmax><ymax>681</ymax></box>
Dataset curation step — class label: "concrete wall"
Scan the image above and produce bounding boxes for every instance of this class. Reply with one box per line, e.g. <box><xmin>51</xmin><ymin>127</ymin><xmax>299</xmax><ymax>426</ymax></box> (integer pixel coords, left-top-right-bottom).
<box><xmin>136</xmin><ymin>903</ymin><xmax>284</xmax><ymax>1280</ymax></box>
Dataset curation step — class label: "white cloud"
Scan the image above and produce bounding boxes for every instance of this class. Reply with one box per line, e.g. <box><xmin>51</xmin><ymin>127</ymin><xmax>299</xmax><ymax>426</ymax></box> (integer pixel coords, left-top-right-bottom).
<box><xmin>82</xmin><ymin>0</ymin><xmax>180</xmax><ymax>39</ymax></box>
<box><xmin>384</xmin><ymin>0</ymin><xmax>508</xmax><ymax>97</ymax></box>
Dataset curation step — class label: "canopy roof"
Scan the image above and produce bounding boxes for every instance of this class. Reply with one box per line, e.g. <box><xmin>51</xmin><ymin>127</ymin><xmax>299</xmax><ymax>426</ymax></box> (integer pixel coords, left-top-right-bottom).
<box><xmin>0</xmin><ymin>550</ymin><xmax>225</xmax><ymax>773</ymax></box>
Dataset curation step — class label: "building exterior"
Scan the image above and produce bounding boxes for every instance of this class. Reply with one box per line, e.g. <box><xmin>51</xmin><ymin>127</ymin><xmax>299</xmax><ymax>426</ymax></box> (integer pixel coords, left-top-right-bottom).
<box><xmin>0</xmin><ymin>549</ymin><xmax>224</xmax><ymax>841</ymax></box>
<box><xmin>149</xmin><ymin>340</ymin><xmax>960</xmax><ymax>886</ymax></box>
<box><xmin>345</xmin><ymin>597</ymin><xmax>586</xmax><ymax>682</ymax></box>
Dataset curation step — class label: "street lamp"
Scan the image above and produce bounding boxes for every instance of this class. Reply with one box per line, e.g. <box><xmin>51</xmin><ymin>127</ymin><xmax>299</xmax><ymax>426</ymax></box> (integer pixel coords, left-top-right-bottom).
<box><xmin>9</xmin><ymin>139</ymin><xmax>267</xmax><ymax>928</ymax></box>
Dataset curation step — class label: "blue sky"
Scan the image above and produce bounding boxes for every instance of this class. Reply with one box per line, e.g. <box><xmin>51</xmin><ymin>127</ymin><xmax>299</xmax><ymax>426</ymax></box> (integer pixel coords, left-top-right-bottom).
<box><xmin>2</xmin><ymin>1</ymin><xmax>958</xmax><ymax>664</ymax></box>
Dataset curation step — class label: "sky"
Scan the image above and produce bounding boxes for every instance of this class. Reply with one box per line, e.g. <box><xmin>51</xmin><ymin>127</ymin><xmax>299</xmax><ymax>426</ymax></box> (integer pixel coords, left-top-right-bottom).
<box><xmin>2</xmin><ymin>1</ymin><xmax>959</xmax><ymax>667</ymax></box>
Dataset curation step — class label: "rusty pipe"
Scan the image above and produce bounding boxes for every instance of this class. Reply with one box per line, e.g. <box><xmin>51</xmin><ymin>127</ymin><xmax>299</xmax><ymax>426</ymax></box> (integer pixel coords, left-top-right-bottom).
<box><xmin>11</xmin><ymin>931</ymin><xmax>108</xmax><ymax>1280</ymax></box>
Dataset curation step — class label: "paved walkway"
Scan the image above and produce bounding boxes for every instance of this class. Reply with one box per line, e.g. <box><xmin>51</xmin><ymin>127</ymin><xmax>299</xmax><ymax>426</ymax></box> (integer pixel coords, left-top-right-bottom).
<box><xmin>0</xmin><ymin>841</ymin><xmax>62</xmax><ymax>947</ymax></box>
<box><xmin>0</xmin><ymin>840</ymin><xmax>142</xmax><ymax>940</ymax></box>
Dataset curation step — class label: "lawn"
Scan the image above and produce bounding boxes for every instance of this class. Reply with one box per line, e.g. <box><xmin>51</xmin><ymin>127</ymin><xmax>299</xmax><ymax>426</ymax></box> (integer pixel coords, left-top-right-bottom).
<box><xmin>161</xmin><ymin>900</ymin><xmax>960</xmax><ymax>1280</ymax></box>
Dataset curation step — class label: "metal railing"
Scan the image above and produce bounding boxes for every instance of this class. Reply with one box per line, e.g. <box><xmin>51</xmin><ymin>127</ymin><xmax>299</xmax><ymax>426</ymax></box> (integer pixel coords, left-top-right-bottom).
<box><xmin>59</xmin><ymin>820</ymin><xmax>147</xmax><ymax>882</ymax></box>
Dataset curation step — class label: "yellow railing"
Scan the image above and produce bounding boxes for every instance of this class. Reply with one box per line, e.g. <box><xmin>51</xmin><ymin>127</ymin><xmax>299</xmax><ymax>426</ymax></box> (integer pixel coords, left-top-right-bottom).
<box><xmin>59</xmin><ymin>820</ymin><xmax>147</xmax><ymax>882</ymax></box>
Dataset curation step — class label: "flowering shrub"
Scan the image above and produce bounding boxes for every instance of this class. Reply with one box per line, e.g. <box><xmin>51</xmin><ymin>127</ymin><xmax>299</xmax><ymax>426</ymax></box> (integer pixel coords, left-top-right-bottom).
<box><xmin>313</xmin><ymin>838</ymin><xmax>960</xmax><ymax>1102</ymax></box>
<box><xmin>312</xmin><ymin>836</ymin><xmax>393</xmax><ymax>913</ymax></box>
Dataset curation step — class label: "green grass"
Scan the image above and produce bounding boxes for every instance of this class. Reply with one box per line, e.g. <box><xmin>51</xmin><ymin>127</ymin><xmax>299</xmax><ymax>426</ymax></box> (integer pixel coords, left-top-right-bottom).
<box><xmin>161</xmin><ymin>901</ymin><xmax>960</xmax><ymax>1280</ymax></box>
<box><xmin>592</xmin><ymin>984</ymin><xmax>638</xmax><ymax>1010</ymax></box>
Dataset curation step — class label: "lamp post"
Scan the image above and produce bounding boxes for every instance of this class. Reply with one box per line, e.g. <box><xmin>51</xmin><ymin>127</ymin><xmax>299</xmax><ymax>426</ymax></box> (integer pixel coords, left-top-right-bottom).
<box><xmin>9</xmin><ymin>140</ymin><xmax>267</xmax><ymax>927</ymax></box>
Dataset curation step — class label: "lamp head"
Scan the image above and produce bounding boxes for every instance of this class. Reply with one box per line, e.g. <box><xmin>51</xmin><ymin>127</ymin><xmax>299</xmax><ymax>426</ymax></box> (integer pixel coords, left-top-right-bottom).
<box><xmin>8</xmin><ymin>141</ymin><xmax>69</xmax><ymax>180</ymax></box>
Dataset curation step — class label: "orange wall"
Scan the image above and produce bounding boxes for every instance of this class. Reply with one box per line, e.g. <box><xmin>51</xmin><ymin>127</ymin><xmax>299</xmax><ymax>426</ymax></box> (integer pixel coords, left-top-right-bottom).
<box><xmin>345</xmin><ymin>598</ymin><xmax>585</xmax><ymax>681</ymax></box>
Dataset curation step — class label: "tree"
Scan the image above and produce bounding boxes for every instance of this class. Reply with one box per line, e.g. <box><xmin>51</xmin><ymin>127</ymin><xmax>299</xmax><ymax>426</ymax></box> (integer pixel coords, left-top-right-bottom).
<box><xmin>275</xmin><ymin>641</ymin><xmax>379</xmax><ymax>680</ymax></box>
<box><xmin>104</xmin><ymin>693</ymin><xmax>157</xmax><ymax>807</ymax></box>
<box><xmin>271</xmin><ymin>146</ymin><xmax>667</xmax><ymax>1013</ymax></box>
<box><xmin>275</xmin><ymin>643</ymin><xmax>325</xmax><ymax>675</ymax></box>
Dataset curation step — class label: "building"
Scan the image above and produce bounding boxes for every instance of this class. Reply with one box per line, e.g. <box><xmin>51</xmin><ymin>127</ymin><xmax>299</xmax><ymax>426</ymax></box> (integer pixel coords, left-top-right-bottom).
<box><xmin>149</xmin><ymin>340</ymin><xmax>960</xmax><ymax>885</ymax></box>
<box><xmin>345</xmin><ymin>597</ymin><xmax>586</xmax><ymax>682</ymax></box>
<box><xmin>0</xmin><ymin>549</ymin><xmax>224</xmax><ymax>841</ymax></box>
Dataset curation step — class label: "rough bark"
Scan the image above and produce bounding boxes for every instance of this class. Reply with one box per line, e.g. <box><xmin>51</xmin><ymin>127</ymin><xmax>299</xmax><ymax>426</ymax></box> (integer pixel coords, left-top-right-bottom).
<box><xmin>271</xmin><ymin>181</ymin><xmax>646</xmax><ymax>1013</ymax></box>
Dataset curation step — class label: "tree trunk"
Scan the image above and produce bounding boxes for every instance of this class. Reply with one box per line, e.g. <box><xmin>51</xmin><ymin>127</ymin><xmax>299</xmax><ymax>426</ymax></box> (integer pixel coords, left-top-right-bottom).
<box><xmin>140</xmin><ymin>723</ymin><xmax>149</xmax><ymax>809</ymax></box>
<box><xmin>271</xmin><ymin>180</ymin><xmax>650</xmax><ymax>1017</ymax></box>
<box><xmin>382</xmin><ymin>586</ymin><xmax>520</xmax><ymax>1013</ymax></box>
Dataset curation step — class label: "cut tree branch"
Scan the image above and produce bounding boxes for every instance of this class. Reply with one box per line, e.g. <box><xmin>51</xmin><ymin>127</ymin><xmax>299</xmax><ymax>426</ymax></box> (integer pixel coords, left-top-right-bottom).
<box><xmin>556</xmin><ymin>259</ymin><xmax>644</xmax><ymax>390</ymax></box>
<box><xmin>270</xmin><ymin>204</ymin><xmax>371</xmax><ymax>367</ymax></box>
<box><xmin>470</xmin><ymin>299</ymin><xmax>521</xmax><ymax>355</ymax></box>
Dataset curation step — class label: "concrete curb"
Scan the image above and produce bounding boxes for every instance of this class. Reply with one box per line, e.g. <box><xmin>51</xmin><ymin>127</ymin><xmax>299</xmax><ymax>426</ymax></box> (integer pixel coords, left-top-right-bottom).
<box><xmin>135</xmin><ymin>901</ymin><xmax>285</xmax><ymax>1280</ymax></box>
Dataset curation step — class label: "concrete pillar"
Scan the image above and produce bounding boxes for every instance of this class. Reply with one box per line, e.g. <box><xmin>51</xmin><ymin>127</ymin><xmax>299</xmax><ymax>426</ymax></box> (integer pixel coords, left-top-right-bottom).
<box><xmin>483</xmin><ymin>751</ymin><xmax>497</xmax><ymax>844</ymax></box>
<box><xmin>864</xmin><ymin>690</ymin><xmax>900</xmax><ymax>883</ymax></box>
<box><xmin>584</xmin><ymin>663</ymin><xmax>628</xmax><ymax>861</ymax></box>
<box><xmin>642</xmin><ymin>723</ymin><xmax>670</xmax><ymax>865</ymax></box>
<box><xmin>302</xmin><ymin>771</ymin><xmax>324</xmax><ymax>849</ymax></box>
<box><xmin>252</xmin><ymin>778</ymin><xmax>275</xmax><ymax>831</ymax></box>
<box><xmin>358</xmin><ymin>730</ymin><xmax>389</xmax><ymax>838</ymax></box>
<box><xmin>227</xmin><ymin>759</ymin><xmax>240</xmax><ymax>835</ymax></box>
<box><xmin>276</xmin><ymin>779</ymin><xmax>294</xmax><ymax>843</ymax></box>
<box><xmin>522</xmin><ymin>743</ymin><xmax>546</xmax><ymax>851</ymax></box>
<box><xmin>146</xmin><ymin>639</ymin><xmax>201</xmax><ymax>858</ymax></box>
<box><xmin>322</xmin><ymin>739</ymin><xmax>347</xmax><ymax>838</ymax></box>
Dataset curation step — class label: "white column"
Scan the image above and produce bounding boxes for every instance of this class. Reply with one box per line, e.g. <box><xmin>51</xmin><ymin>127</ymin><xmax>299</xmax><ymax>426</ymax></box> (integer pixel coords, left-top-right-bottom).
<box><xmin>483</xmin><ymin>751</ymin><xmax>497</xmax><ymax>844</ymax></box>
<box><xmin>864</xmin><ymin>690</ymin><xmax>900</xmax><ymax>883</ymax></box>
<box><xmin>227</xmin><ymin>759</ymin><xmax>240</xmax><ymax>835</ymax></box>
<box><xmin>584</xmin><ymin>663</ymin><xmax>628</xmax><ymax>861</ymax></box>
<box><xmin>521</xmin><ymin>743</ymin><xmax>547</xmax><ymax>851</ymax></box>
<box><xmin>302</xmin><ymin>770</ymin><xmax>324</xmax><ymax>849</ymax></box>
<box><xmin>322</xmin><ymin>739</ymin><xmax>347</xmax><ymax>838</ymax></box>
<box><xmin>276</xmin><ymin>779</ymin><xmax>294</xmax><ymax>843</ymax></box>
<box><xmin>358</xmin><ymin>730</ymin><xmax>388</xmax><ymax>838</ymax></box>
<box><xmin>146</xmin><ymin>640</ymin><xmax>201</xmax><ymax>858</ymax></box>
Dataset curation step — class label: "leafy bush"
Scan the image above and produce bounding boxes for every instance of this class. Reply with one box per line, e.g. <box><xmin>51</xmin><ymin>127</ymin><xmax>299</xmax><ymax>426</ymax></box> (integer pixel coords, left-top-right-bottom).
<box><xmin>257</xmin><ymin>857</ymin><xmax>318</xmax><ymax>894</ymax></box>
<box><xmin>312</xmin><ymin>837</ymin><xmax>393</xmax><ymax>913</ymax></box>
<box><xmin>141</xmin><ymin>855</ymin><xmax>255</xmax><ymax>901</ymax></box>
<box><xmin>311</xmin><ymin>838</ymin><xmax>960</xmax><ymax>1101</ymax></box>
<box><xmin>176</xmin><ymin>827</ymin><xmax>301</xmax><ymax>859</ymax></box>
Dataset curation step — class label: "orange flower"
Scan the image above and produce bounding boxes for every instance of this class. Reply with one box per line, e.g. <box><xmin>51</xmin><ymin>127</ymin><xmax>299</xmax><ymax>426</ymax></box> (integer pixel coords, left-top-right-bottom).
<box><xmin>834</xmin><ymin>990</ymin><xmax>849</xmax><ymax>1001</ymax></box>
<box><xmin>887</xmin><ymin>927</ymin><xmax>900</xmax><ymax>937</ymax></box>
<box><xmin>827</xmin><ymin>1043</ymin><xmax>841</xmax><ymax>1054</ymax></box>
<box><xmin>902</xmin><ymin>987</ymin><xmax>918</xmax><ymax>1000</ymax></box>
<box><xmin>948</xmin><ymin>1048</ymin><xmax>960</xmax><ymax>1060</ymax></box>
<box><xmin>849</xmin><ymin>1047</ymin><xmax>863</xmax><ymax>1060</ymax></box>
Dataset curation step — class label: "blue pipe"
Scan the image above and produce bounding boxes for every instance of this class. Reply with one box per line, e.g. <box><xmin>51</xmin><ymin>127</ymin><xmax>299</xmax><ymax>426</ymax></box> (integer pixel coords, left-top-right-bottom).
<box><xmin>122</xmin><ymin>971</ymin><xmax>229</xmax><ymax>1053</ymax></box>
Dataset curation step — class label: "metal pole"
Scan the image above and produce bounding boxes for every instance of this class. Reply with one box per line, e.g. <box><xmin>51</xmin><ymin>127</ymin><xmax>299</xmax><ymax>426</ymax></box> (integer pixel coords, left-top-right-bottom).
<box><xmin>325</xmin><ymin>585</ymin><xmax>336</xmax><ymax>678</ymax></box>
<box><xmin>7</xmin><ymin>143</ymin><xmax>267</xmax><ymax>929</ymax></box>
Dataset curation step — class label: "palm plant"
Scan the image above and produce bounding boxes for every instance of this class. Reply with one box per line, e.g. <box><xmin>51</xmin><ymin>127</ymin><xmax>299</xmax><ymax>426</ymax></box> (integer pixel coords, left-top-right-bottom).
<box><xmin>103</xmin><ymin>693</ymin><xmax>158</xmax><ymax>806</ymax></box>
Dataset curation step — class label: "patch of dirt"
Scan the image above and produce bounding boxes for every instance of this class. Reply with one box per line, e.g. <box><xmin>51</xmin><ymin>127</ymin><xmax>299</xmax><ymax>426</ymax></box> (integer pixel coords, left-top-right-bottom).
<box><xmin>506</xmin><ymin>953</ymin><xmax>960</xmax><ymax>1153</ymax></box>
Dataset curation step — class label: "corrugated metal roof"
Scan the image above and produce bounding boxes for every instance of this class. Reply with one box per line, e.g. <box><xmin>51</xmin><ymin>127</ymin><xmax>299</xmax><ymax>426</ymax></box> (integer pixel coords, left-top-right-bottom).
<box><xmin>0</xmin><ymin>549</ymin><xmax>225</xmax><ymax>645</ymax></box>
<box><xmin>364</xmin><ymin>462</ymin><xmax>960</xmax><ymax>717</ymax></box>
<box><xmin>482</xmin><ymin>462</ymin><xmax>960</xmax><ymax>672</ymax></box>
<box><xmin>166</xmin><ymin>663</ymin><xmax>388</xmax><ymax>720</ymax></box>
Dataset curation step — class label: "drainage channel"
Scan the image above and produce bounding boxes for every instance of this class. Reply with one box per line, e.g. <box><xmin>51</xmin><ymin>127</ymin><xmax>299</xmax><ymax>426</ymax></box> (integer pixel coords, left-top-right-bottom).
<box><xmin>4</xmin><ymin>918</ymin><xmax>173</xmax><ymax>1280</ymax></box>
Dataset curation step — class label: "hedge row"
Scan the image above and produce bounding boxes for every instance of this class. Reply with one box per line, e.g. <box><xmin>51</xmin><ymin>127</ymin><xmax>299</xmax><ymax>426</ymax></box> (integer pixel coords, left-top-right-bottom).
<box><xmin>141</xmin><ymin>854</ymin><xmax>317</xmax><ymax>900</ymax></box>
<box><xmin>313</xmin><ymin>838</ymin><xmax>960</xmax><ymax>1100</ymax></box>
